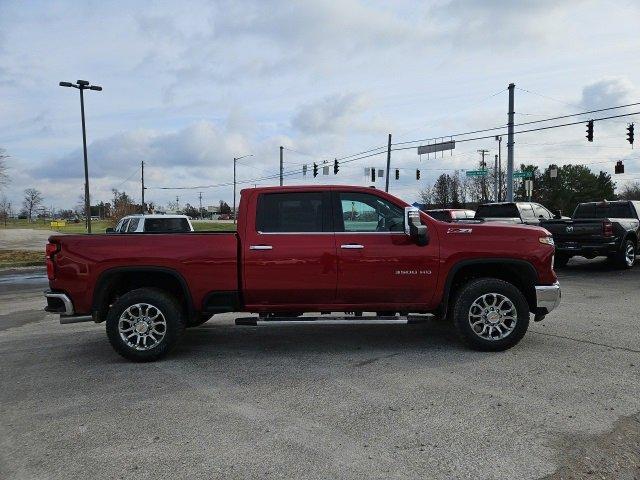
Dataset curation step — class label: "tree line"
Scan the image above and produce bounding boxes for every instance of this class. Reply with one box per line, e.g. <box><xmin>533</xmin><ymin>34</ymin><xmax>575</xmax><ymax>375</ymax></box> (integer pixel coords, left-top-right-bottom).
<box><xmin>419</xmin><ymin>163</ymin><xmax>636</xmax><ymax>216</ymax></box>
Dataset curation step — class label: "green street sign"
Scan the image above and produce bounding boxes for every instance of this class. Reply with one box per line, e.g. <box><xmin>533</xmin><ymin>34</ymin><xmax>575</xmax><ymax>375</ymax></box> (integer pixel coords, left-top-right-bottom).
<box><xmin>513</xmin><ymin>171</ymin><xmax>533</xmax><ymax>179</ymax></box>
<box><xmin>466</xmin><ymin>169</ymin><xmax>488</xmax><ymax>177</ymax></box>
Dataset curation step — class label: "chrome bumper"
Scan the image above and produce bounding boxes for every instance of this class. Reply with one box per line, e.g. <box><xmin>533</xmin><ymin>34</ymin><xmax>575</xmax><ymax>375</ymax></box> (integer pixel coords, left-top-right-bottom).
<box><xmin>535</xmin><ymin>281</ymin><xmax>561</xmax><ymax>314</ymax></box>
<box><xmin>44</xmin><ymin>291</ymin><xmax>93</xmax><ymax>324</ymax></box>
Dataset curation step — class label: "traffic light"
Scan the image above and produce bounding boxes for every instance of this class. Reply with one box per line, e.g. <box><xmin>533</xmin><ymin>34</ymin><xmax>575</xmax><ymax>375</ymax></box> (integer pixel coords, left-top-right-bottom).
<box><xmin>333</xmin><ymin>158</ymin><xmax>339</xmax><ymax>174</ymax></box>
<box><xmin>416</xmin><ymin>169</ymin><xmax>421</xmax><ymax>180</ymax></box>
<box><xmin>615</xmin><ymin>160</ymin><xmax>624</xmax><ymax>174</ymax></box>
<box><xmin>627</xmin><ymin>123</ymin><xmax>634</xmax><ymax>146</ymax></box>
<box><xmin>395</xmin><ymin>169</ymin><xmax>399</xmax><ymax>180</ymax></box>
<box><xmin>371</xmin><ymin>168</ymin><xmax>376</xmax><ymax>182</ymax></box>
<box><xmin>586</xmin><ymin>120</ymin><xmax>594</xmax><ymax>142</ymax></box>
<box><xmin>313</xmin><ymin>163</ymin><xmax>318</xmax><ymax>177</ymax></box>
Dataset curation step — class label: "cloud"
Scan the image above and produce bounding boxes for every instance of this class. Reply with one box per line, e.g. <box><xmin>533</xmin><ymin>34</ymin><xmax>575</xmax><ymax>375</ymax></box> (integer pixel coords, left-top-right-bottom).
<box><xmin>292</xmin><ymin>92</ymin><xmax>371</xmax><ymax>134</ymax></box>
<box><xmin>578</xmin><ymin>77</ymin><xmax>636</xmax><ymax>111</ymax></box>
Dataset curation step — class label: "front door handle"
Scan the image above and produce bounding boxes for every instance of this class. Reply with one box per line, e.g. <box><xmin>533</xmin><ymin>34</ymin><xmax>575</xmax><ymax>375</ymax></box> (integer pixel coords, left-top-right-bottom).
<box><xmin>340</xmin><ymin>244</ymin><xmax>364</xmax><ymax>249</ymax></box>
<box><xmin>250</xmin><ymin>245</ymin><xmax>273</xmax><ymax>250</ymax></box>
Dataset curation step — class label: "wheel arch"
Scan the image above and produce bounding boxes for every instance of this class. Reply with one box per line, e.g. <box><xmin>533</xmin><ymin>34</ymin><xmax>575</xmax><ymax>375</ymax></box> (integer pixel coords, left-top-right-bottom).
<box><xmin>92</xmin><ymin>266</ymin><xmax>195</xmax><ymax>322</ymax></box>
<box><xmin>439</xmin><ymin>259</ymin><xmax>539</xmax><ymax>318</ymax></box>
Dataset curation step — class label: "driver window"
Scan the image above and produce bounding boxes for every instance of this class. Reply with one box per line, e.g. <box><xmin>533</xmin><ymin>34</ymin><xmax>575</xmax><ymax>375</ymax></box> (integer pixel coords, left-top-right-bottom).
<box><xmin>338</xmin><ymin>192</ymin><xmax>404</xmax><ymax>232</ymax></box>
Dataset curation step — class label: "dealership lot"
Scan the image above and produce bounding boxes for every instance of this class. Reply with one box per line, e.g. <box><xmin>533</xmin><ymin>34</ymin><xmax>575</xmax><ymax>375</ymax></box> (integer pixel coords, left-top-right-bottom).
<box><xmin>1</xmin><ymin>260</ymin><xmax>639</xmax><ymax>480</ymax></box>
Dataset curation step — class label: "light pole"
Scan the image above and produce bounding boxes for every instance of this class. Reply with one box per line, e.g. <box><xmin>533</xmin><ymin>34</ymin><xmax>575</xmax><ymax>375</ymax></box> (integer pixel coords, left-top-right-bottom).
<box><xmin>233</xmin><ymin>154</ymin><xmax>253</xmax><ymax>224</ymax></box>
<box><xmin>59</xmin><ymin>79</ymin><xmax>102</xmax><ymax>233</ymax></box>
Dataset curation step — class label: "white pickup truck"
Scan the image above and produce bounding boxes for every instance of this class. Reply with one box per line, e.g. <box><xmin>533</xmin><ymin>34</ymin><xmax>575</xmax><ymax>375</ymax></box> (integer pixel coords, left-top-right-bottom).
<box><xmin>107</xmin><ymin>214</ymin><xmax>194</xmax><ymax>234</ymax></box>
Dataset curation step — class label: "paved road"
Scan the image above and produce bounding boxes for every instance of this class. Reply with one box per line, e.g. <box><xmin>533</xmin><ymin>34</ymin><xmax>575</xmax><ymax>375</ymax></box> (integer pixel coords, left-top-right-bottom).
<box><xmin>0</xmin><ymin>260</ymin><xmax>638</xmax><ymax>480</ymax></box>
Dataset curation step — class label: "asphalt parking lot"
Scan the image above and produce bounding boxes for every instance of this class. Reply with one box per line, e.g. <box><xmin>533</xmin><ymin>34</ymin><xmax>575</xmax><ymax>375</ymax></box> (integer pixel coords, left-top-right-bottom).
<box><xmin>1</xmin><ymin>259</ymin><xmax>639</xmax><ymax>480</ymax></box>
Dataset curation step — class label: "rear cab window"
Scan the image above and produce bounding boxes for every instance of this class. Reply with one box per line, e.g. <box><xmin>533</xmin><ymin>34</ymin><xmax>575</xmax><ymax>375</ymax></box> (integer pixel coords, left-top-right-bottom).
<box><xmin>475</xmin><ymin>204</ymin><xmax>519</xmax><ymax>218</ymax></box>
<box><xmin>574</xmin><ymin>202</ymin><xmax>634</xmax><ymax>219</ymax></box>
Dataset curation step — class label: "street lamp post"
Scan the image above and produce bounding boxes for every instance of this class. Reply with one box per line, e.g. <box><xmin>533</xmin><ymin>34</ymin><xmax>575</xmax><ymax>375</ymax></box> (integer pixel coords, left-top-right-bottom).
<box><xmin>59</xmin><ymin>80</ymin><xmax>102</xmax><ymax>233</ymax></box>
<box><xmin>233</xmin><ymin>154</ymin><xmax>253</xmax><ymax>224</ymax></box>
<box><xmin>495</xmin><ymin>135</ymin><xmax>502</xmax><ymax>201</ymax></box>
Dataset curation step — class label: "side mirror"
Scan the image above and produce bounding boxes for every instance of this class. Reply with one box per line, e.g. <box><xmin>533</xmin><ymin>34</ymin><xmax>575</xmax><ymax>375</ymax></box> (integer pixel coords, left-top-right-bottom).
<box><xmin>404</xmin><ymin>207</ymin><xmax>429</xmax><ymax>246</ymax></box>
<box><xmin>105</xmin><ymin>227</ymin><xmax>115</xmax><ymax>233</ymax></box>
<box><xmin>552</xmin><ymin>209</ymin><xmax>562</xmax><ymax>219</ymax></box>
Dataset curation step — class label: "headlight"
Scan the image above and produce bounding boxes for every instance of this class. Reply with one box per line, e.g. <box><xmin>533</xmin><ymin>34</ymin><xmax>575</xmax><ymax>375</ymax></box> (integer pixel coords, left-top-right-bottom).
<box><xmin>539</xmin><ymin>236</ymin><xmax>554</xmax><ymax>246</ymax></box>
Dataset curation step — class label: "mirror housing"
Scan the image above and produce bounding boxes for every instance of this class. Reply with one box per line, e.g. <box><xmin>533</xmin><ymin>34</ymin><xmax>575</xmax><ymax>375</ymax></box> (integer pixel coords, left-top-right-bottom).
<box><xmin>105</xmin><ymin>227</ymin><xmax>115</xmax><ymax>233</ymax></box>
<box><xmin>552</xmin><ymin>209</ymin><xmax>562</xmax><ymax>219</ymax></box>
<box><xmin>404</xmin><ymin>207</ymin><xmax>429</xmax><ymax>246</ymax></box>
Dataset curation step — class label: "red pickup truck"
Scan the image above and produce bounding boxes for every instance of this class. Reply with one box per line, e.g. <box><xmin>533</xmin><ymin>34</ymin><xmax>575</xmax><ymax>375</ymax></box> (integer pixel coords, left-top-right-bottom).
<box><xmin>45</xmin><ymin>185</ymin><xmax>560</xmax><ymax>361</ymax></box>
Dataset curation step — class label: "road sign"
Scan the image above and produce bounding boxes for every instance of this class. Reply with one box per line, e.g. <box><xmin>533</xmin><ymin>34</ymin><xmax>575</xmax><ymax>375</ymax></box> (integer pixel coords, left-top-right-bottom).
<box><xmin>417</xmin><ymin>140</ymin><xmax>455</xmax><ymax>155</ymax></box>
<box><xmin>466</xmin><ymin>169</ymin><xmax>488</xmax><ymax>177</ymax></box>
<box><xmin>513</xmin><ymin>171</ymin><xmax>533</xmax><ymax>179</ymax></box>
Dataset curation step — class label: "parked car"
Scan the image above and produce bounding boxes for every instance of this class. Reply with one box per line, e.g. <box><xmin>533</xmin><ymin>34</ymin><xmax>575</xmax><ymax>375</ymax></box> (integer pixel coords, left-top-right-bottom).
<box><xmin>106</xmin><ymin>214</ymin><xmax>194</xmax><ymax>234</ymax></box>
<box><xmin>475</xmin><ymin>202</ymin><xmax>561</xmax><ymax>225</ymax></box>
<box><xmin>45</xmin><ymin>185</ymin><xmax>560</xmax><ymax>361</ymax></box>
<box><xmin>541</xmin><ymin>200</ymin><xmax>640</xmax><ymax>269</ymax></box>
<box><xmin>424</xmin><ymin>208</ymin><xmax>476</xmax><ymax>222</ymax></box>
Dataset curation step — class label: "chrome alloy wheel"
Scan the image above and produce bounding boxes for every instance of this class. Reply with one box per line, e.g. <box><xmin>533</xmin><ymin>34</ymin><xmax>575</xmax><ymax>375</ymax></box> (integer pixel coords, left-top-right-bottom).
<box><xmin>118</xmin><ymin>303</ymin><xmax>167</xmax><ymax>351</ymax></box>
<box><xmin>468</xmin><ymin>293</ymin><xmax>517</xmax><ymax>341</ymax></box>
<box><xmin>625</xmin><ymin>242</ymin><xmax>635</xmax><ymax>267</ymax></box>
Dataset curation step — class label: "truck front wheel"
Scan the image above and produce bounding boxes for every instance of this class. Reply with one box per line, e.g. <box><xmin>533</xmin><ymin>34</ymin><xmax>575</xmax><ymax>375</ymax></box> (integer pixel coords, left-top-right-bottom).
<box><xmin>106</xmin><ymin>288</ymin><xmax>185</xmax><ymax>362</ymax></box>
<box><xmin>452</xmin><ymin>278</ymin><xmax>530</xmax><ymax>351</ymax></box>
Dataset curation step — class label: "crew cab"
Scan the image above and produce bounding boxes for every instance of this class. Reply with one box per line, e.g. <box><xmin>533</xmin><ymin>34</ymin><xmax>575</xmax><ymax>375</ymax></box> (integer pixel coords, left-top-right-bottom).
<box><xmin>475</xmin><ymin>202</ymin><xmax>560</xmax><ymax>225</ymax></box>
<box><xmin>107</xmin><ymin>214</ymin><xmax>194</xmax><ymax>233</ymax></box>
<box><xmin>541</xmin><ymin>200</ymin><xmax>640</xmax><ymax>268</ymax></box>
<box><xmin>44</xmin><ymin>186</ymin><xmax>560</xmax><ymax>362</ymax></box>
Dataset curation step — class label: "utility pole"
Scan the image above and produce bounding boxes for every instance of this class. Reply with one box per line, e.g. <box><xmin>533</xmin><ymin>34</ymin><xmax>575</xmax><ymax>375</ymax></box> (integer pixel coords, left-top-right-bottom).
<box><xmin>478</xmin><ymin>149</ymin><xmax>489</xmax><ymax>202</ymax></box>
<box><xmin>494</xmin><ymin>154</ymin><xmax>499</xmax><ymax>202</ymax></box>
<box><xmin>506</xmin><ymin>83</ymin><xmax>515</xmax><ymax>202</ymax></box>
<box><xmin>279</xmin><ymin>146</ymin><xmax>284</xmax><ymax>186</ymax></box>
<box><xmin>384</xmin><ymin>133</ymin><xmax>392</xmax><ymax>192</ymax></box>
<box><xmin>233</xmin><ymin>154</ymin><xmax>253</xmax><ymax>225</ymax></box>
<box><xmin>198</xmin><ymin>192</ymin><xmax>203</xmax><ymax>219</ymax></box>
<box><xmin>141</xmin><ymin>160</ymin><xmax>145</xmax><ymax>214</ymax></box>
<box><xmin>495</xmin><ymin>136</ymin><xmax>502</xmax><ymax>201</ymax></box>
<box><xmin>59</xmin><ymin>79</ymin><xmax>102</xmax><ymax>233</ymax></box>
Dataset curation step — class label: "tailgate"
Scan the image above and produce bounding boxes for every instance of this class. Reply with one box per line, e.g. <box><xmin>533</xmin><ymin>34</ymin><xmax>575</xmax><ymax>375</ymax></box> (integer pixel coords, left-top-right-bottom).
<box><xmin>543</xmin><ymin>219</ymin><xmax>606</xmax><ymax>244</ymax></box>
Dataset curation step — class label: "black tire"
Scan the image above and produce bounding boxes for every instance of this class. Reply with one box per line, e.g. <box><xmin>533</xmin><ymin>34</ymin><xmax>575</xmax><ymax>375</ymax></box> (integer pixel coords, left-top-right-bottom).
<box><xmin>554</xmin><ymin>254</ymin><xmax>570</xmax><ymax>268</ymax></box>
<box><xmin>106</xmin><ymin>288</ymin><xmax>185</xmax><ymax>362</ymax></box>
<box><xmin>614</xmin><ymin>239</ymin><xmax>636</xmax><ymax>269</ymax></box>
<box><xmin>452</xmin><ymin>278</ymin><xmax>530</xmax><ymax>352</ymax></box>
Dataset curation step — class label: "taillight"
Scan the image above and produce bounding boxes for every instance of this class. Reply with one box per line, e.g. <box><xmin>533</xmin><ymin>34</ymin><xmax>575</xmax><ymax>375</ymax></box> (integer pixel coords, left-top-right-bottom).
<box><xmin>46</xmin><ymin>242</ymin><xmax>59</xmax><ymax>280</ymax></box>
<box><xmin>603</xmin><ymin>221</ymin><xmax>613</xmax><ymax>237</ymax></box>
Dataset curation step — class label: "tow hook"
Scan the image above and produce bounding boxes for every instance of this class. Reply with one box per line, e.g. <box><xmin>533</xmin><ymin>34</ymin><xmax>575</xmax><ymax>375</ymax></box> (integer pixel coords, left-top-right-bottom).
<box><xmin>534</xmin><ymin>313</ymin><xmax>546</xmax><ymax>322</ymax></box>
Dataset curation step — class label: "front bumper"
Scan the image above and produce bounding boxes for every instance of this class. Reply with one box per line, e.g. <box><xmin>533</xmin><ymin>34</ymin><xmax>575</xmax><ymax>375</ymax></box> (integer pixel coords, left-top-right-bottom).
<box><xmin>535</xmin><ymin>281</ymin><xmax>561</xmax><ymax>315</ymax></box>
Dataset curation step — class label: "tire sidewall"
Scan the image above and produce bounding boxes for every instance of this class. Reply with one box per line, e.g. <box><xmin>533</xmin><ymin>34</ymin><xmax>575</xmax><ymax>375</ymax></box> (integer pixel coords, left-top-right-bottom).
<box><xmin>617</xmin><ymin>239</ymin><xmax>636</xmax><ymax>269</ymax></box>
<box><xmin>106</xmin><ymin>288</ymin><xmax>185</xmax><ymax>361</ymax></box>
<box><xmin>453</xmin><ymin>278</ymin><xmax>530</xmax><ymax>351</ymax></box>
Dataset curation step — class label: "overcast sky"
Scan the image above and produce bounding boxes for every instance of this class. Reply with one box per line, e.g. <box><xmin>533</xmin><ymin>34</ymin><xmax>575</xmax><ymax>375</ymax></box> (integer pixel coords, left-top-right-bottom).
<box><xmin>1</xmin><ymin>0</ymin><xmax>639</xmax><ymax>211</ymax></box>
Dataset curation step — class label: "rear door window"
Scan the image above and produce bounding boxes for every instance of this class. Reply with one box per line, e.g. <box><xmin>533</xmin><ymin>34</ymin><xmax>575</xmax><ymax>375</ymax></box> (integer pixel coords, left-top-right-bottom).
<box><xmin>256</xmin><ymin>192</ymin><xmax>328</xmax><ymax>232</ymax></box>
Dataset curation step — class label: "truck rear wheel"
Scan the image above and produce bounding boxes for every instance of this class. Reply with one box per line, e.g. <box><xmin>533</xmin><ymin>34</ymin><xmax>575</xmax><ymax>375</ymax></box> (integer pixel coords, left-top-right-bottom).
<box><xmin>452</xmin><ymin>278</ymin><xmax>529</xmax><ymax>351</ymax></box>
<box><xmin>106</xmin><ymin>288</ymin><xmax>185</xmax><ymax>362</ymax></box>
<box><xmin>614</xmin><ymin>239</ymin><xmax>636</xmax><ymax>269</ymax></box>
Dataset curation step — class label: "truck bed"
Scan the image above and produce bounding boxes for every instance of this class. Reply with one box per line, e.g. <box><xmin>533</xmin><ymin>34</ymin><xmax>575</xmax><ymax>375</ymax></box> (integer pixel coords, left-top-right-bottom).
<box><xmin>48</xmin><ymin>232</ymin><xmax>239</xmax><ymax>315</ymax></box>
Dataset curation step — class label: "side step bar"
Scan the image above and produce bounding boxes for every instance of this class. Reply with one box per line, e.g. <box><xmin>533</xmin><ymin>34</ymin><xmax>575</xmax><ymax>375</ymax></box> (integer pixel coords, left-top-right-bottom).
<box><xmin>235</xmin><ymin>315</ymin><xmax>431</xmax><ymax>326</ymax></box>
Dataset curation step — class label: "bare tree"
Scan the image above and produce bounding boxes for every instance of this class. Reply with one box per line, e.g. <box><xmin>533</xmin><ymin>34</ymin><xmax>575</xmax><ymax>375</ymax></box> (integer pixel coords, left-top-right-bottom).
<box><xmin>0</xmin><ymin>148</ymin><xmax>9</xmax><ymax>189</ymax></box>
<box><xmin>0</xmin><ymin>195</ymin><xmax>11</xmax><ymax>226</ymax></box>
<box><xmin>23</xmin><ymin>188</ymin><xmax>43</xmax><ymax>222</ymax></box>
<box><xmin>618</xmin><ymin>181</ymin><xmax>640</xmax><ymax>200</ymax></box>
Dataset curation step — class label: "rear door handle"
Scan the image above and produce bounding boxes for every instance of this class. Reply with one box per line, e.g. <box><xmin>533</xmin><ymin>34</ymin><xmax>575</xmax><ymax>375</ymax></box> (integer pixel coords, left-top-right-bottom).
<box><xmin>250</xmin><ymin>245</ymin><xmax>273</xmax><ymax>250</ymax></box>
<box><xmin>341</xmin><ymin>244</ymin><xmax>364</xmax><ymax>249</ymax></box>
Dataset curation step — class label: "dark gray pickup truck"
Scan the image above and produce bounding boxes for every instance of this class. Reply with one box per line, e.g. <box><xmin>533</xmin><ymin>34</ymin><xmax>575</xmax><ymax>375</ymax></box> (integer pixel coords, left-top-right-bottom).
<box><xmin>541</xmin><ymin>200</ymin><xmax>640</xmax><ymax>269</ymax></box>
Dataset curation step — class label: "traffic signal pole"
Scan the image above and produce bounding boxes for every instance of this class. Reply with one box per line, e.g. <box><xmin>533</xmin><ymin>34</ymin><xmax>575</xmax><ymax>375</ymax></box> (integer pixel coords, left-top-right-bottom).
<box><xmin>506</xmin><ymin>83</ymin><xmax>515</xmax><ymax>202</ymax></box>
<box><xmin>79</xmin><ymin>87</ymin><xmax>91</xmax><ymax>233</ymax></box>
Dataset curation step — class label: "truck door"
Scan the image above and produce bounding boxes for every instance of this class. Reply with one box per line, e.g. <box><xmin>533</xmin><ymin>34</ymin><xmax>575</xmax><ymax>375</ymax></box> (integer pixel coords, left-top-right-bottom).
<box><xmin>334</xmin><ymin>191</ymin><xmax>439</xmax><ymax>307</ymax></box>
<box><xmin>243</xmin><ymin>191</ymin><xmax>337</xmax><ymax>307</ymax></box>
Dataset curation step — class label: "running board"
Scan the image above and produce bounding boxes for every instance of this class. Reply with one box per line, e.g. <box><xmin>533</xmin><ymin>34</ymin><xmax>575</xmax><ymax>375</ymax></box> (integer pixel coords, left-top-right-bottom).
<box><xmin>235</xmin><ymin>315</ymin><xmax>430</xmax><ymax>326</ymax></box>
